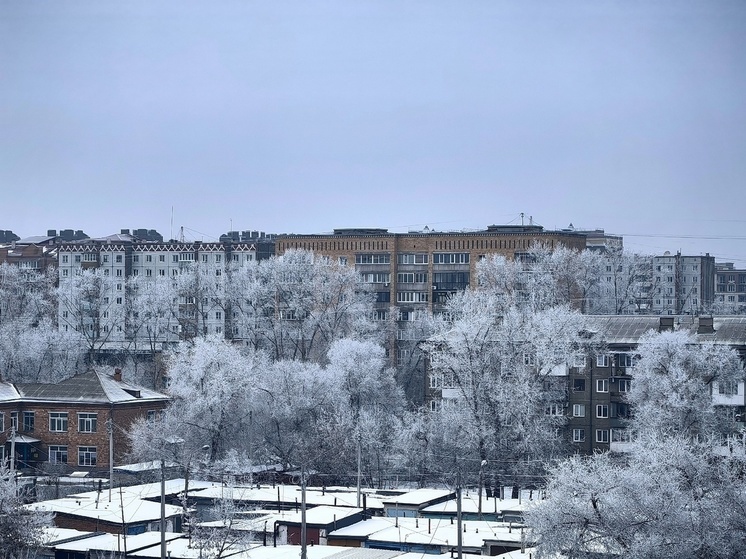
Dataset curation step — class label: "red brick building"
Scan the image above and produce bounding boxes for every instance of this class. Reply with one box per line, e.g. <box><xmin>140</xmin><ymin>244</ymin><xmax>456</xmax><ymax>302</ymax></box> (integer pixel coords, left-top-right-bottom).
<box><xmin>0</xmin><ymin>369</ymin><xmax>169</xmax><ymax>472</ymax></box>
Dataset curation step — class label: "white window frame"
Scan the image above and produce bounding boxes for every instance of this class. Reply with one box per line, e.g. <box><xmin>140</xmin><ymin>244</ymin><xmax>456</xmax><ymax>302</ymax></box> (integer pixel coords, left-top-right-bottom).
<box><xmin>49</xmin><ymin>412</ymin><xmax>69</xmax><ymax>432</ymax></box>
<box><xmin>78</xmin><ymin>413</ymin><xmax>98</xmax><ymax>433</ymax></box>
<box><xmin>78</xmin><ymin>446</ymin><xmax>97</xmax><ymax>466</ymax></box>
<box><xmin>596</xmin><ymin>404</ymin><xmax>609</xmax><ymax>418</ymax></box>
<box><xmin>573</xmin><ymin>429</ymin><xmax>585</xmax><ymax>443</ymax></box>
<box><xmin>572</xmin><ymin>404</ymin><xmax>586</xmax><ymax>417</ymax></box>
<box><xmin>596</xmin><ymin>379</ymin><xmax>609</xmax><ymax>393</ymax></box>
<box><xmin>596</xmin><ymin>429</ymin><xmax>609</xmax><ymax>443</ymax></box>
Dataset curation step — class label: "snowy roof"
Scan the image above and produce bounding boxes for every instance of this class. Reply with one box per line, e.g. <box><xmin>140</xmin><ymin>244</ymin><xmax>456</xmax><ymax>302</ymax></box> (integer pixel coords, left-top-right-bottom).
<box><xmin>26</xmin><ymin>493</ymin><xmax>182</xmax><ymax>524</ymax></box>
<box><xmin>381</xmin><ymin>488</ymin><xmax>454</xmax><ymax>507</ymax></box>
<box><xmin>42</xmin><ymin>526</ymin><xmax>96</xmax><ymax>546</ymax></box>
<box><xmin>14</xmin><ymin>369</ymin><xmax>169</xmax><ymax>404</ymax></box>
<box><xmin>71</xmin><ymin>478</ymin><xmax>214</xmax><ymax>501</ymax></box>
<box><xmin>276</xmin><ymin>505</ymin><xmax>363</xmax><ymax>526</ymax></box>
<box><xmin>189</xmin><ymin>484</ymin><xmax>384</xmax><ymax>510</ymax></box>
<box><xmin>51</xmin><ymin>531</ymin><xmax>183</xmax><ymax>553</ymax></box>
<box><xmin>584</xmin><ymin>315</ymin><xmax>746</xmax><ymax>347</ymax></box>
<box><xmin>330</xmin><ymin>516</ymin><xmax>522</xmax><ymax>550</ymax></box>
<box><xmin>0</xmin><ymin>382</ymin><xmax>21</xmax><ymax>401</ymax></box>
<box><xmin>421</xmin><ymin>493</ymin><xmax>530</xmax><ymax>514</ymax></box>
<box><xmin>16</xmin><ymin>235</ymin><xmax>57</xmax><ymax>244</ymax></box>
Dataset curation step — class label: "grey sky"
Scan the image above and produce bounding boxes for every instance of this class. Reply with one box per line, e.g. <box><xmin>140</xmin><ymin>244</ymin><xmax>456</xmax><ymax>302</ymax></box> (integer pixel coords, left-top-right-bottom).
<box><xmin>2</xmin><ymin>1</ymin><xmax>745</xmax><ymax>263</ymax></box>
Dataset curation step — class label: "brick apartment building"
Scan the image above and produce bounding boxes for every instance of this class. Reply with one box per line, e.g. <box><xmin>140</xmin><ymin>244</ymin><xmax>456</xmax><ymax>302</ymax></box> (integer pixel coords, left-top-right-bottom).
<box><xmin>0</xmin><ymin>368</ymin><xmax>169</xmax><ymax>472</ymax></box>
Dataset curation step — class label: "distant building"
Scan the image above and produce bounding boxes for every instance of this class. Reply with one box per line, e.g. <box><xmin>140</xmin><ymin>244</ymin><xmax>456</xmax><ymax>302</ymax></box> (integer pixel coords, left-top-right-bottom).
<box><xmin>715</xmin><ymin>262</ymin><xmax>746</xmax><ymax>314</ymax></box>
<box><xmin>651</xmin><ymin>252</ymin><xmax>715</xmax><ymax>315</ymax></box>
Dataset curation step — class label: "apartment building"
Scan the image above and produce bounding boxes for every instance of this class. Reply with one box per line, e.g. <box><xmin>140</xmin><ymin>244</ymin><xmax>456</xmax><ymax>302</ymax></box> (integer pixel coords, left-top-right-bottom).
<box><xmin>569</xmin><ymin>315</ymin><xmax>746</xmax><ymax>453</ymax></box>
<box><xmin>651</xmin><ymin>252</ymin><xmax>715</xmax><ymax>315</ymax></box>
<box><xmin>715</xmin><ymin>262</ymin><xmax>746</xmax><ymax>313</ymax></box>
<box><xmin>56</xmin><ymin>232</ymin><xmax>261</xmax><ymax>349</ymax></box>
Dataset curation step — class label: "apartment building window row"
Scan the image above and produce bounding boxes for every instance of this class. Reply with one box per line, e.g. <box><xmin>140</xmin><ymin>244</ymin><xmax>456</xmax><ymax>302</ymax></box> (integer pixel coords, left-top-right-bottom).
<box><xmin>433</xmin><ymin>253</ymin><xmax>470</xmax><ymax>265</ymax></box>
<box><xmin>397</xmin><ymin>272</ymin><xmax>428</xmax><ymax>284</ymax></box>
<box><xmin>356</xmin><ymin>254</ymin><xmax>390</xmax><ymax>265</ymax></box>
<box><xmin>398</xmin><ymin>253</ymin><xmax>429</xmax><ymax>265</ymax></box>
<box><xmin>397</xmin><ymin>291</ymin><xmax>429</xmax><ymax>303</ymax></box>
<box><xmin>361</xmin><ymin>273</ymin><xmax>390</xmax><ymax>284</ymax></box>
<box><xmin>433</xmin><ymin>272</ymin><xmax>470</xmax><ymax>290</ymax></box>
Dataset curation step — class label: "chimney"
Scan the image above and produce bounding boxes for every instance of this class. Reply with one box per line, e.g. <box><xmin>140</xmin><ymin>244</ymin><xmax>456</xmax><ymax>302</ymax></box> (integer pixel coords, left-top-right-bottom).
<box><xmin>658</xmin><ymin>317</ymin><xmax>675</xmax><ymax>332</ymax></box>
<box><xmin>697</xmin><ymin>316</ymin><xmax>715</xmax><ymax>334</ymax></box>
<box><xmin>113</xmin><ymin>368</ymin><xmax>122</xmax><ymax>382</ymax></box>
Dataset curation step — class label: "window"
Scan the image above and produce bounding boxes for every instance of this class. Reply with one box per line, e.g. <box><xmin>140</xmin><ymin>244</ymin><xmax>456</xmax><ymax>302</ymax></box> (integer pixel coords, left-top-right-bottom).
<box><xmin>146</xmin><ymin>254</ymin><xmax>153</xmax><ymax>262</ymax></box>
<box><xmin>596</xmin><ymin>354</ymin><xmax>609</xmax><ymax>367</ymax></box>
<box><xmin>362</xmin><ymin>273</ymin><xmax>390</xmax><ymax>284</ymax></box>
<box><xmin>49</xmin><ymin>445</ymin><xmax>68</xmax><ymax>464</ymax></box>
<box><xmin>719</xmin><ymin>381</ymin><xmax>739</xmax><ymax>396</ymax></box>
<box><xmin>147</xmin><ymin>410</ymin><xmax>157</xmax><ymax>422</ymax></box>
<box><xmin>83</xmin><ymin>252</ymin><xmax>97</xmax><ymax>262</ymax></box>
<box><xmin>10</xmin><ymin>412</ymin><xmax>17</xmax><ymax>430</ymax></box>
<box><xmin>618</xmin><ymin>353</ymin><xmax>633</xmax><ymax>368</ymax></box>
<box><xmin>355</xmin><ymin>254</ymin><xmax>390</xmax><ymax>264</ymax></box>
<box><xmin>116</xmin><ymin>283</ymin><xmax>122</xmax><ymax>291</ymax></box>
<box><xmin>133</xmin><ymin>255</ymin><xmax>140</xmax><ymax>263</ymax></box>
<box><xmin>618</xmin><ymin>379</ymin><xmax>631</xmax><ymax>392</ymax></box>
<box><xmin>433</xmin><ymin>253</ymin><xmax>469</xmax><ymax>265</ymax></box>
<box><xmin>573</xmin><ymin>379</ymin><xmax>586</xmax><ymax>392</ymax></box>
<box><xmin>398</xmin><ymin>253</ymin><xmax>429</xmax><ymax>265</ymax></box>
<box><xmin>159</xmin><ymin>269</ymin><xmax>165</xmax><ymax>276</ymax></box>
<box><xmin>545</xmin><ymin>404</ymin><xmax>563</xmax><ymax>416</ymax></box>
<box><xmin>397</xmin><ymin>291</ymin><xmax>428</xmax><ymax>303</ymax></box>
<box><xmin>102</xmin><ymin>254</ymin><xmax>109</xmax><ymax>263</ymax></box>
<box><xmin>0</xmin><ymin>413</ymin><xmax>4</xmax><ymax>432</ymax></box>
<box><xmin>116</xmin><ymin>297</ymin><xmax>123</xmax><ymax>305</ymax></box>
<box><xmin>173</xmin><ymin>255</ymin><xmax>179</xmax><ymax>262</ymax></box>
<box><xmin>596</xmin><ymin>405</ymin><xmax>609</xmax><ymax>418</ymax></box>
<box><xmin>215</xmin><ymin>254</ymin><xmax>222</xmax><ymax>263</ymax></box>
<box><xmin>573</xmin><ymin>429</ymin><xmax>585</xmax><ymax>443</ymax></box>
<box><xmin>62</xmin><ymin>255</ymin><xmax>69</xmax><ymax>263</ymax></box>
<box><xmin>612</xmin><ymin>429</ymin><xmax>633</xmax><ymax>443</ymax></box>
<box><xmin>572</xmin><ymin>404</ymin><xmax>586</xmax><ymax>417</ymax></box>
<box><xmin>376</xmin><ymin>291</ymin><xmax>391</xmax><ymax>303</ymax></box>
<box><xmin>396</xmin><ymin>348</ymin><xmax>410</xmax><ymax>366</ymax></box>
<box><xmin>22</xmin><ymin>411</ymin><xmax>34</xmax><ymax>432</ymax></box>
<box><xmin>373</xmin><ymin>310</ymin><xmax>389</xmax><ymax>321</ymax></box>
<box><xmin>596</xmin><ymin>379</ymin><xmax>609</xmax><ymax>393</ymax></box>
<box><xmin>78</xmin><ymin>413</ymin><xmax>98</xmax><ymax>433</ymax></box>
<box><xmin>49</xmin><ymin>412</ymin><xmax>69</xmax><ymax>432</ymax></box>
<box><xmin>78</xmin><ymin>446</ymin><xmax>97</xmax><ymax>466</ymax></box>
<box><xmin>596</xmin><ymin>430</ymin><xmax>610</xmax><ymax>443</ymax></box>
<box><xmin>74</xmin><ymin>255</ymin><xmax>81</xmax><ymax>263</ymax></box>
<box><xmin>116</xmin><ymin>255</ymin><xmax>122</xmax><ymax>263</ymax></box>
<box><xmin>338</xmin><ymin>256</ymin><xmax>348</xmax><ymax>266</ymax></box>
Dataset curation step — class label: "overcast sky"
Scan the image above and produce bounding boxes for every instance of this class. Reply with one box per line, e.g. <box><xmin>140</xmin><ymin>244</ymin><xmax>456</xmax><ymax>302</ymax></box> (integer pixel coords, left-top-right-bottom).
<box><xmin>2</xmin><ymin>1</ymin><xmax>745</xmax><ymax>263</ymax></box>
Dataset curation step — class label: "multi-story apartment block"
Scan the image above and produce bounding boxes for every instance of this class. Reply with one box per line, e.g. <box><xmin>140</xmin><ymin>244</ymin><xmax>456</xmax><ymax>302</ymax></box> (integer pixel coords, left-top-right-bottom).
<box><xmin>276</xmin><ymin>224</ymin><xmax>589</xmax><ymax>315</ymax></box>
<box><xmin>56</xmin><ymin>231</ymin><xmax>265</xmax><ymax>351</ymax></box>
<box><xmin>715</xmin><ymin>262</ymin><xmax>746</xmax><ymax>313</ymax></box>
<box><xmin>569</xmin><ymin>315</ymin><xmax>746</xmax><ymax>453</ymax></box>
<box><xmin>651</xmin><ymin>252</ymin><xmax>715</xmax><ymax>315</ymax></box>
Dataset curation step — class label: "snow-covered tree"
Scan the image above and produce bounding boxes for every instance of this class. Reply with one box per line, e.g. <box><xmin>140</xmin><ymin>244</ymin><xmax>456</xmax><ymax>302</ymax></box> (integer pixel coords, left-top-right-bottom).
<box><xmin>1</xmin><ymin>467</ymin><xmax>52</xmax><ymax>558</ymax></box>
<box><xmin>225</xmin><ymin>250</ymin><xmax>379</xmax><ymax>361</ymax></box>
<box><xmin>422</xmin><ymin>289</ymin><xmax>591</xmax><ymax>485</ymax></box>
<box><xmin>526</xmin><ymin>329</ymin><xmax>746</xmax><ymax>558</ymax></box>
<box><xmin>629</xmin><ymin>330</ymin><xmax>743</xmax><ymax>439</ymax></box>
<box><xmin>57</xmin><ymin>268</ymin><xmax>126</xmax><ymax>358</ymax></box>
<box><xmin>526</xmin><ymin>437</ymin><xmax>746</xmax><ymax>559</ymax></box>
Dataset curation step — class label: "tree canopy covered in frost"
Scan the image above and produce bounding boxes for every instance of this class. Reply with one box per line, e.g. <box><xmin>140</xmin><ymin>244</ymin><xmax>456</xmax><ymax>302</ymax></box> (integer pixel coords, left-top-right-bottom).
<box><xmin>526</xmin><ymin>330</ymin><xmax>746</xmax><ymax>558</ymax></box>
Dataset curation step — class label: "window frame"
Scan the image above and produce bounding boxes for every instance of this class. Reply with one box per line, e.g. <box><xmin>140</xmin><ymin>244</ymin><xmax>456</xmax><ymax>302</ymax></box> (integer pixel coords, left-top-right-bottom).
<box><xmin>49</xmin><ymin>412</ymin><xmax>69</xmax><ymax>433</ymax></box>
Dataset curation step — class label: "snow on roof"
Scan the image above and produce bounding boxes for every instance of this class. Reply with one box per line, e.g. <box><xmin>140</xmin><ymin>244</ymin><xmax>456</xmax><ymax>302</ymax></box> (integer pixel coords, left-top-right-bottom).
<box><xmin>15</xmin><ymin>370</ymin><xmax>168</xmax><ymax>404</ymax></box>
<box><xmin>421</xmin><ymin>493</ymin><xmax>531</xmax><ymax>514</ymax></box>
<box><xmin>69</xmin><ymin>478</ymin><xmax>216</xmax><ymax>501</ymax></box>
<box><xmin>52</xmin><ymin>531</ymin><xmax>183</xmax><ymax>553</ymax></box>
<box><xmin>42</xmin><ymin>526</ymin><xmax>96</xmax><ymax>546</ymax></box>
<box><xmin>330</xmin><ymin>517</ymin><xmax>523</xmax><ymax>549</ymax></box>
<box><xmin>27</xmin><ymin>493</ymin><xmax>182</xmax><ymax>524</ymax></box>
<box><xmin>0</xmin><ymin>382</ymin><xmax>21</xmax><ymax>402</ymax></box>
<box><xmin>382</xmin><ymin>488</ymin><xmax>454</xmax><ymax>507</ymax></box>
<box><xmin>276</xmin><ymin>505</ymin><xmax>363</xmax><ymax>526</ymax></box>
<box><xmin>189</xmin><ymin>484</ymin><xmax>384</xmax><ymax>510</ymax></box>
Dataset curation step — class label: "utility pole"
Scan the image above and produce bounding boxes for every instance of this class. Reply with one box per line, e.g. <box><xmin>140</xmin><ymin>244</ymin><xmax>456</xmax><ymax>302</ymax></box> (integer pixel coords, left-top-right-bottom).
<box><xmin>478</xmin><ymin>459</ymin><xmax>486</xmax><ymax>519</ymax></box>
<box><xmin>456</xmin><ymin>471</ymin><xmax>463</xmax><ymax>559</ymax></box>
<box><xmin>356</xmin><ymin>430</ymin><xmax>362</xmax><ymax>508</ymax></box>
<box><xmin>9</xmin><ymin>425</ymin><xmax>15</xmax><ymax>475</ymax></box>
<box><xmin>300</xmin><ymin>468</ymin><xmax>307</xmax><ymax>559</ymax></box>
<box><xmin>161</xmin><ymin>457</ymin><xmax>166</xmax><ymax>559</ymax></box>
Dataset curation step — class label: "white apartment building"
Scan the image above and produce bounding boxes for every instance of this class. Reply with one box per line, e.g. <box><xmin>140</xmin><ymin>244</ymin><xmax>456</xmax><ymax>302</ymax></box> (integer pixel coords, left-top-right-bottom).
<box><xmin>651</xmin><ymin>252</ymin><xmax>715</xmax><ymax>315</ymax></box>
<box><xmin>57</xmin><ymin>233</ymin><xmax>257</xmax><ymax>351</ymax></box>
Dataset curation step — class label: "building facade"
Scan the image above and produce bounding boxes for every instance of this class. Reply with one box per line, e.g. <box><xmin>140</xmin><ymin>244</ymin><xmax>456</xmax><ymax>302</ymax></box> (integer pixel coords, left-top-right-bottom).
<box><xmin>0</xmin><ymin>368</ymin><xmax>169</xmax><ymax>472</ymax></box>
<box><xmin>651</xmin><ymin>252</ymin><xmax>715</xmax><ymax>315</ymax></box>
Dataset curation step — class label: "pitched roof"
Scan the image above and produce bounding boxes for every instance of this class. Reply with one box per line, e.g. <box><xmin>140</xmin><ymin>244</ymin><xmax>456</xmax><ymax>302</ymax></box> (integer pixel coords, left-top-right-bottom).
<box><xmin>12</xmin><ymin>370</ymin><xmax>168</xmax><ymax>405</ymax></box>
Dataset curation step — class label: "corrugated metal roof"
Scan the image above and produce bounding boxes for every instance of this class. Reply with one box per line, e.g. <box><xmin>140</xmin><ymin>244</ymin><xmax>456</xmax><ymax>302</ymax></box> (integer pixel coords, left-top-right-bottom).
<box><xmin>14</xmin><ymin>370</ymin><xmax>168</xmax><ymax>404</ymax></box>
